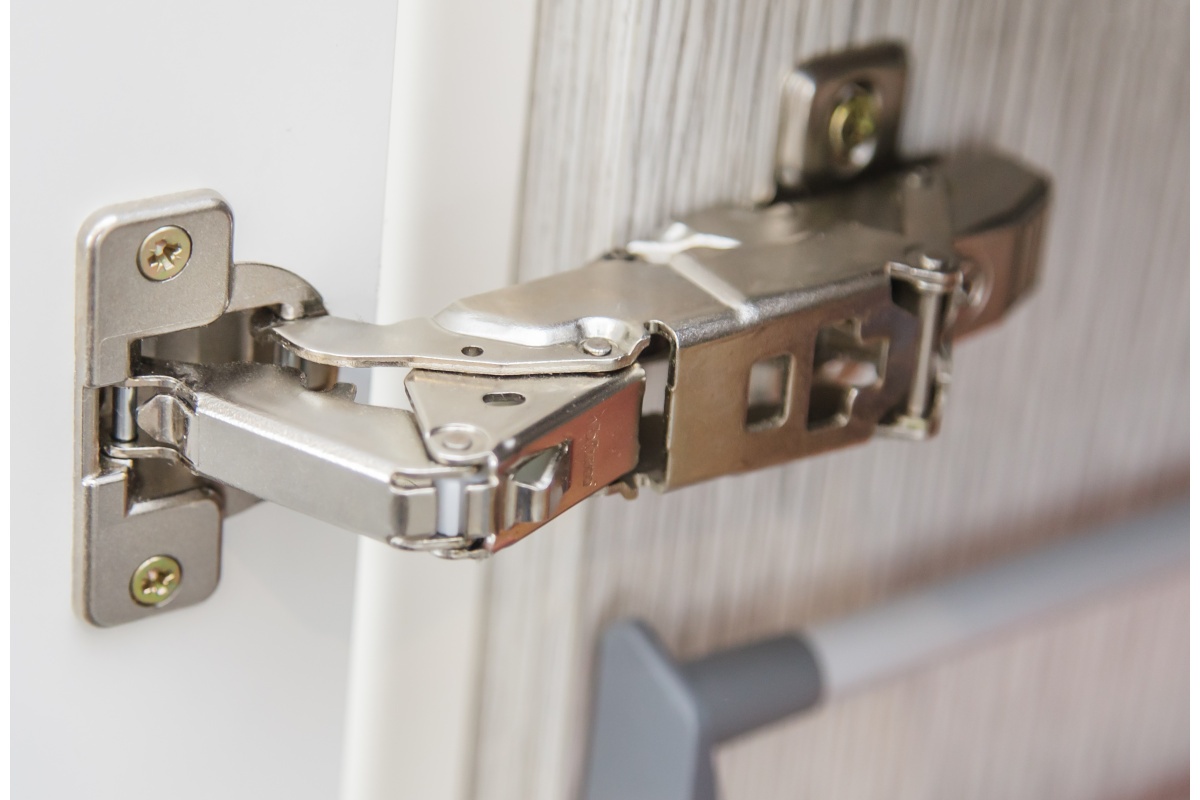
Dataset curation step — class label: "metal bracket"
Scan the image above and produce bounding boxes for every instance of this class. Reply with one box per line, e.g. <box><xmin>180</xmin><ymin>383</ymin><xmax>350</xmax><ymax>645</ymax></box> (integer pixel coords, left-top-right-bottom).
<box><xmin>74</xmin><ymin>42</ymin><xmax>1049</xmax><ymax>625</ymax></box>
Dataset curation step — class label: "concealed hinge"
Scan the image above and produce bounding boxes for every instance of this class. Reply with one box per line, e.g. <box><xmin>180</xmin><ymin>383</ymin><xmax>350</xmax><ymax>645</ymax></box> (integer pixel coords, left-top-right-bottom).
<box><xmin>74</xmin><ymin>42</ymin><xmax>1049</xmax><ymax>625</ymax></box>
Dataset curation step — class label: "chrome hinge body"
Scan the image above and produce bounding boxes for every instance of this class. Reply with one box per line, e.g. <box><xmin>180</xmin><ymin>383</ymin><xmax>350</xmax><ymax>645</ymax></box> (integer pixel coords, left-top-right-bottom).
<box><xmin>74</xmin><ymin>42</ymin><xmax>1050</xmax><ymax>625</ymax></box>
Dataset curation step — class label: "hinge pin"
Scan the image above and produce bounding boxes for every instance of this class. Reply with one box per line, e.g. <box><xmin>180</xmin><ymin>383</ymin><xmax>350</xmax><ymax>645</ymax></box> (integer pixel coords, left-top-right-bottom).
<box><xmin>581</xmin><ymin>337</ymin><xmax>614</xmax><ymax>357</ymax></box>
<box><xmin>111</xmin><ymin>386</ymin><xmax>137</xmax><ymax>443</ymax></box>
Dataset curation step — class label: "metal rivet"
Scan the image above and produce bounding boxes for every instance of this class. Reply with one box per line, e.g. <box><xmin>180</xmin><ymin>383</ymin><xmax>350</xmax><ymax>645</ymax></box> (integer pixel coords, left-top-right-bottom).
<box><xmin>137</xmin><ymin>225</ymin><xmax>192</xmax><ymax>281</ymax></box>
<box><xmin>918</xmin><ymin>251</ymin><xmax>950</xmax><ymax>271</ymax></box>
<box><xmin>906</xmin><ymin>165</ymin><xmax>933</xmax><ymax>188</ymax></box>
<box><xmin>960</xmin><ymin>258</ymin><xmax>992</xmax><ymax>312</ymax></box>
<box><xmin>431</xmin><ymin>425</ymin><xmax>486</xmax><ymax>454</ymax></box>
<box><xmin>130</xmin><ymin>555</ymin><xmax>182</xmax><ymax>606</ymax></box>
<box><xmin>580</xmin><ymin>337</ymin><xmax>614</xmax><ymax>357</ymax></box>
<box><xmin>828</xmin><ymin>84</ymin><xmax>881</xmax><ymax>170</ymax></box>
<box><xmin>439</xmin><ymin>431</ymin><xmax>473</xmax><ymax>451</ymax></box>
<box><xmin>903</xmin><ymin>246</ymin><xmax>951</xmax><ymax>273</ymax></box>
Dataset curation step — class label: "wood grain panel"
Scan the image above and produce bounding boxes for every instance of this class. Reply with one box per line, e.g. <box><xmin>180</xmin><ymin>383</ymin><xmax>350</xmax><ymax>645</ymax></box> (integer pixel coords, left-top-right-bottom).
<box><xmin>472</xmin><ymin>1</ymin><xmax>1188</xmax><ymax>798</ymax></box>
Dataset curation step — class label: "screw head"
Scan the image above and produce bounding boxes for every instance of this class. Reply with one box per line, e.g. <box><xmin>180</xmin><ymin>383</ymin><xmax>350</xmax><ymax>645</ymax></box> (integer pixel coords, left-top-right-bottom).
<box><xmin>828</xmin><ymin>84</ymin><xmax>881</xmax><ymax>171</ymax></box>
<box><xmin>580</xmin><ymin>337</ymin><xmax>614</xmax><ymax>357</ymax></box>
<box><xmin>137</xmin><ymin>225</ymin><xmax>192</xmax><ymax>281</ymax></box>
<box><xmin>130</xmin><ymin>555</ymin><xmax>182</xmax><ymax>606</ymax></box>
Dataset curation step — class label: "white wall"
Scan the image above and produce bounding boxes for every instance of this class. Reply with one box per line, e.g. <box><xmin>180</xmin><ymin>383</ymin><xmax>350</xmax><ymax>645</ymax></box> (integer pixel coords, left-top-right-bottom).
<box><xmin>12</xmin><ymin>2</ymin><xmax>397</xmax><ymax>797</ymax></box>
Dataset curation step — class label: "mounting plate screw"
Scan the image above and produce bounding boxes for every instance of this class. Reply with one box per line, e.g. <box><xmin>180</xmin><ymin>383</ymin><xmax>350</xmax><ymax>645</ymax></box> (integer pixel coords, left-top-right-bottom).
<box><xmin>828</xmin><ymin>85</ymin><xmax>881</xmax><ymax>171</ymax></box>
<box><xmin>137</xmin><ymin>225</ymin><xmax>192</xmax><ymax>281</ymax></box>
<box><xmin>130</xmin><ymin>555</ymin><xmax>182</xmax><ymax>606</ymax></box>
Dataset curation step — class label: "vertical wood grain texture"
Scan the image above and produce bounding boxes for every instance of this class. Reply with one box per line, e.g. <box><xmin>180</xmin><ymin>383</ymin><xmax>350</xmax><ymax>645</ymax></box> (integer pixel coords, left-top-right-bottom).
<box><xmin>473</xmin><ymin>1</ymin><xmax>1188</xmax><ymax>798</ymax></box>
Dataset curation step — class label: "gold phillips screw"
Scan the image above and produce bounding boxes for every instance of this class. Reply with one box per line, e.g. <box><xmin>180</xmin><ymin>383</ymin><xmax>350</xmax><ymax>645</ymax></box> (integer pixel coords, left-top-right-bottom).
<box><xmin>130</xmin><ymin>555</ymin><xmax>183</xmax><ymax>606</ymax></box>
<box><xmin>137</xmin><ymin>225</ymin><xmax>192</xmax><ymax>281</ymax></box>
<box><xmin>828</xmin><ymin>84</ymin><xmax>881</xmax><ymax>170</ymax></box>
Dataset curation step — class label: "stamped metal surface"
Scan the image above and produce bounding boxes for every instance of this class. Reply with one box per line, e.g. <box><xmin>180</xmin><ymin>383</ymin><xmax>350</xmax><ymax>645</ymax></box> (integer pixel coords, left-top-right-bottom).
<box><xmin>272</xmin><ymin>152</ymin><xmax>1046</xmax><ymax>490</ymax></box>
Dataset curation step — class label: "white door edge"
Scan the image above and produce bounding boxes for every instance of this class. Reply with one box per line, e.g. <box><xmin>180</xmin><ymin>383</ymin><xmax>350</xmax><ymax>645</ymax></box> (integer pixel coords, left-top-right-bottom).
<box><xmin>339</xmin><ymin>2</ymin><xmax>540</xmax><ymax>798</ymax></box>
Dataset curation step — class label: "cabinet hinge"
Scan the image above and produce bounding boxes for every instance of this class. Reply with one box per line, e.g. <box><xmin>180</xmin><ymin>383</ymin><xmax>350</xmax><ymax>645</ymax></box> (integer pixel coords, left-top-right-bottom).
<box><xmin>74</xmin><ymin>42</ymin><xmax>1049</xmax><ymax>625</ymax></box>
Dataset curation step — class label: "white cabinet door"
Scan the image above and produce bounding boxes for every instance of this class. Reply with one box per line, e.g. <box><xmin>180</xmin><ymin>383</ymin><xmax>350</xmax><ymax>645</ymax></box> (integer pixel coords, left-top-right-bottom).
<box><xmin>12</xmin><ymin>3</ymin><xmax>397</xmax><ymax>797</ymax></box>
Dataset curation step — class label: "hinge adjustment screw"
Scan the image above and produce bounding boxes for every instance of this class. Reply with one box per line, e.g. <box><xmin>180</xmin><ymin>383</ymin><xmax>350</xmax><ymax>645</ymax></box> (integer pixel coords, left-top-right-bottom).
<box><xmin>828</xmin><ymin>84</ymin><xmax>881</xmax><ymax>170</ymax></box>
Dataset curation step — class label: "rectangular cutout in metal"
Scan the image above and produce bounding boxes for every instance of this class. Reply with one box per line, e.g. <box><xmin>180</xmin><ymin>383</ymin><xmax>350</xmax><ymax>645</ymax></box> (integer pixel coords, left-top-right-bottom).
<box><xmin>808</xmin><ymin>320</ymin><xmax>886</xmax><ymax>431</ymax></box>
<box><xmin>746</xmin><ymin>354</ymin><xmax>793</xmax><ymax>431</ymax></box>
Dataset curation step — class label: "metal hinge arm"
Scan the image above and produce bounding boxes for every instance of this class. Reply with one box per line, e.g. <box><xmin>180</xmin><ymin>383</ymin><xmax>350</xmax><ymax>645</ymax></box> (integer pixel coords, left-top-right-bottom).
<box><xmin>105</xmin><ymin>153</ymin><xmax>1046</xmax><ymax>561</ymax></box>
<box><xmin>111</xmin><ymin>352</ymin><xmax>646</xmax><ymax>556</ymax></box>
<box><xmin>83</xmin><ymin>151</ymin><xmax>1047</xmax><ymax>585</ymax></box>
<box><xmin>118</xmin><ymin>362</ymin><xmax>459</xmax><ymax>547</ymax></box>
<box><xmin>266</xmin><ymin>151</ymin><xmax>1047</xmax><ymax>489</ymax></box>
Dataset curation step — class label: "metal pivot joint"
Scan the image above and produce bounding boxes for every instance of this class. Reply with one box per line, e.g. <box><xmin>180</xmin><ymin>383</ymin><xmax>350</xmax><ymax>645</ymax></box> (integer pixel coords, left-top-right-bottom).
<box><xmin>74</xmin><ymin>42</ymin><xmax>1050</xmax><ymax>625</ymax></box>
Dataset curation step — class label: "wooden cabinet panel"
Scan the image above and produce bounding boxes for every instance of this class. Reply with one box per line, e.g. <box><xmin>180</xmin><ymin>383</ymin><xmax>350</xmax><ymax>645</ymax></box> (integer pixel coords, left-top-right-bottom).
<box><xmin>473</xmin><ymin>1</ymin><xmax>1188</xmax><ymax>798</ymax></box>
